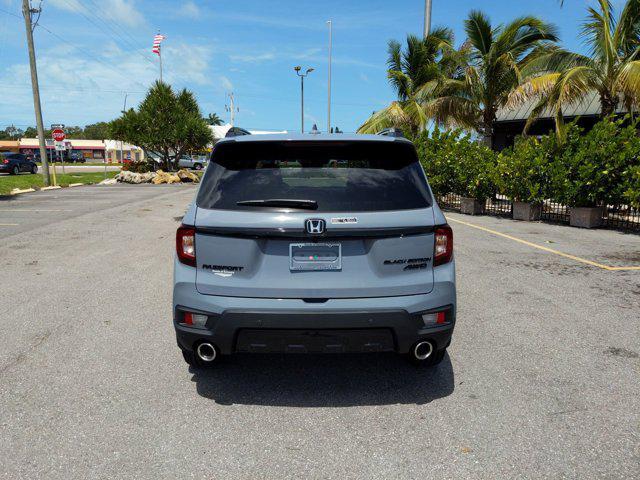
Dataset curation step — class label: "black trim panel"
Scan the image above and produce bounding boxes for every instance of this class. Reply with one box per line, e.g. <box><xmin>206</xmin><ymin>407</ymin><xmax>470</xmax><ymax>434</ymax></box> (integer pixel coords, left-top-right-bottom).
<box><xmin>195</xmin><ymin>225</ymin><xmax>435</xmax><ymax>239</ymax></box>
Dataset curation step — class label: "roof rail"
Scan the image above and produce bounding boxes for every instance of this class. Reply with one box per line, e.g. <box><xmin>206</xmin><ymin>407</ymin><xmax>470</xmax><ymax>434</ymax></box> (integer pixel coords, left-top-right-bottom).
<box><xmin>376</xmin><ymin>127</ymin><xmax>404</xmax><ymax>138</ymax></box>
<box><xmin>225</xmin><ymin>127</ymin><xmax>251</xmax><ymax>138</ymax></box>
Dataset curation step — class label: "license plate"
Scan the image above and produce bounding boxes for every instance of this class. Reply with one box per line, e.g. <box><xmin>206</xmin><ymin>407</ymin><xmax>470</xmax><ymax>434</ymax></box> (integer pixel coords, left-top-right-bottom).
<box><xmin>289</xmin><ymin>243</ymin><xmax>342</xmax><ymax>271</ymax></box>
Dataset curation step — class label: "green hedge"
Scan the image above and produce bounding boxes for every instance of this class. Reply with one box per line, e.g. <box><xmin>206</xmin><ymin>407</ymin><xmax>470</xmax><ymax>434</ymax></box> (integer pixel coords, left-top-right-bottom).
<box><xmin>416</xmin><ymin>128</ymin><xmax>496</xmax><ymax>201</ymax></box>
<box><xmin>415</xmin><ymin>116</ymin><xmax>640</xmax><ymax>208</ymax></box>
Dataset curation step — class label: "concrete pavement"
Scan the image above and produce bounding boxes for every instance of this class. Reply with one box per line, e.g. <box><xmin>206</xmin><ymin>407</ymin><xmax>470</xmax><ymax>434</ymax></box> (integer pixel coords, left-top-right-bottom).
<box><xmin>0</xmin><ymin>185</ymin><xmax>638</xmax><ymax>479</ymax></box>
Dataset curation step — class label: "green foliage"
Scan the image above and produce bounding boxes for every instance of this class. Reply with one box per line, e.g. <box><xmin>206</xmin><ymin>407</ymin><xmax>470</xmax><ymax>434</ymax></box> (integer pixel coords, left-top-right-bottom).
<box><xmin>494</xmin><ymin>134</ymin><xmax>559</xmax><ymax>203</ymax></box>
<box><xmin>625</xmin><ymin>165</ymin><xmax>640</xmax><ymax>208</ymax></box>
<box><xmin>109</xmin><ymin>81</ymin><xmax>212</xmax><ymax>170</ymax></box>
<box><xmin>551</xmin><ymin>117</ymin><xmax>640</xmax><ymax>207</ymax></box>
<box><xmin>416</xmin><ymin>127</ymin><xmax>496</xmax><ymax>200</ymax></box>
<box><xmin>121</xmin><ymin>161</ymin><xmax>152</xmax><ymax>173</ymax></box>
<box><xmin>82</xmin><ymin>122</ymin><xmax>111</xmax><ymax>140</ymax></box>
<box><xmin>205</xmin><ymin>113</ymin><xmax>224</xmax><ymax>126</ymax></box>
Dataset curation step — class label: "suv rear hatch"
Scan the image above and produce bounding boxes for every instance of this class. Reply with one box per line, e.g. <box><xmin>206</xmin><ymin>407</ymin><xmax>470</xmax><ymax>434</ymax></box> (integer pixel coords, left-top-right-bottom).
<box><xmin>193</xmin><ymin>139</ymin><xmax>436</xmax><ymax>299</ymax></box>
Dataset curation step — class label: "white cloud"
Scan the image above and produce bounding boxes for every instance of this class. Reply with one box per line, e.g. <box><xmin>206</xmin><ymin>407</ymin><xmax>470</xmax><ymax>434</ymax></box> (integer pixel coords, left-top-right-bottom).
<box><xmin>48</xmin><ymin>0</ymin><xmax>145</xmax><ymax>27</ymax></box>
<box><xmin>229</xmin><ymin>52</ymin><xmax>275</xmax><ymax>63</ymax></box>
<box><xmin>0</xmin><ymin>40</ymin><xmax>213</xmax><ymax>126</ymax></box>
<box><xmin>181</xmin><ymin>1</ymin><xmax>200</xmax><ymax>19</ymax></box>
<box><xmin>219</xmin><ymin>76</ymin><xmax>233</xmax><ymax>91</ymax></box>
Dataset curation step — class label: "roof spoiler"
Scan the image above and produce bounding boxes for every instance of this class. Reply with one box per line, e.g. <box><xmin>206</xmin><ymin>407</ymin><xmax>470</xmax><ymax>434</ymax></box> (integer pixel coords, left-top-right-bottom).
<box><xmin>376</xmin><ymin>127</ymin><xmax>405</xmax><ymax>138</ymax></box>
<box><xmin>225</xmin><ymin>127</ymin><xmax>251</xmax><ymax>138</ymax></box>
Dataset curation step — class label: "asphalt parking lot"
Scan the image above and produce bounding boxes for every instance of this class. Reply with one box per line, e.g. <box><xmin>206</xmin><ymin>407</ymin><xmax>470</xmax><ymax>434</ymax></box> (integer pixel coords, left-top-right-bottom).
<box><xmin>0</xmin><ymin>185</ymin><xmax>638</xmax><ymax>479</ymax></box>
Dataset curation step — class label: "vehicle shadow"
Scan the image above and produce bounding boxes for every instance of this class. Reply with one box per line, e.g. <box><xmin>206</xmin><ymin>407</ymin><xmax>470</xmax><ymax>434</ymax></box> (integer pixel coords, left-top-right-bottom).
<box><xmin>190</xmin><ymin>352</ymin><xmax>454</xmax><ymax>407</ymax></box>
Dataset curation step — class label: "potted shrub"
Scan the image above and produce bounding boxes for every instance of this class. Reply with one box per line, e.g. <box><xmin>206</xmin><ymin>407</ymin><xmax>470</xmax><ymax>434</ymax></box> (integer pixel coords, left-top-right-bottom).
<box><xmin>454</xmin><ymin>138</ymin><xmax>496</xmax><ymax>215</ymax></box>
<box><xmin>553</xmin><ymin>117</ymin><xmax>640</xmax><ymax>228</ymax></box>
<box><xmin>417</xmin><ymin>129</ymin><xmax>496</xmax><ymax>214</ymax></box>
<box><xmin>495</xmin><ymin>135</ymin><xmax>555</xmax><ymax>221</ymax></box>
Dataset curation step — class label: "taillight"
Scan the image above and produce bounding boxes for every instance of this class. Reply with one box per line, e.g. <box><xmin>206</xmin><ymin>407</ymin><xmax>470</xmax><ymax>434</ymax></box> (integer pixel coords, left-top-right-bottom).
<box><xmin>434</xmin><ymin>225</ymin><xmax>453</xmax><ymax>266</ymax></box>
<box><xmin>2</xmin><ymin>159</ymin><xmax>8</xmax><ymax>164</ymax></box>
<box><xmin>176</xmin><ymin>226</ymin><xmax>196</xmax><ymax>267</ymax></box>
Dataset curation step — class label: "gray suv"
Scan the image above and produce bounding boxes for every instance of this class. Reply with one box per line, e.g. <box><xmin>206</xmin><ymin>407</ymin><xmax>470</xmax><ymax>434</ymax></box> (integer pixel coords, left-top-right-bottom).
<box><xmin>173</xmin><ymin>134</ymin><xmax>456</xmax><ymax>367</ymax></box>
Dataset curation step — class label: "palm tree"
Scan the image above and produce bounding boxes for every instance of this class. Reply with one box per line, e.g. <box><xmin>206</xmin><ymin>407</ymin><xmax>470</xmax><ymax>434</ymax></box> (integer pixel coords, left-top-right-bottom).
<box><xmin>424</xmin><ymin>11</ymin><xmax>559</xmax><ymax>146</ymax></box>
<box><xmin>357</xmin><ymin>28</ymin><xmax>462</xmax><ymax>136</ymax></box>
<box><xmin>512</xmin><ymin>0</ymin><xmax>640</xmax><ymax>135</ymax></box>
<box><xmin>205</xmin><ymin>113</ymin><xmax>224</xmax><ymax>126</ymax></box>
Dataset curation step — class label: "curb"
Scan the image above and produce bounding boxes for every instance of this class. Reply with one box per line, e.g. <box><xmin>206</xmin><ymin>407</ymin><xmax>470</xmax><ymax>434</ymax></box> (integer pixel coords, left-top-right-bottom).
<box><xmin>10</xmin><ymin>188</ymin><xmax>36</xmax><ymax>195</ymax></box>
<box><xmin>68</xmin><ymin>183</ymin><xmax>84</xmax><ymax>187</ymax></box>
<box><xmin>40</xmin><ymin>185</ymin><xmax>62</xmax><ymax>191</ymax></box>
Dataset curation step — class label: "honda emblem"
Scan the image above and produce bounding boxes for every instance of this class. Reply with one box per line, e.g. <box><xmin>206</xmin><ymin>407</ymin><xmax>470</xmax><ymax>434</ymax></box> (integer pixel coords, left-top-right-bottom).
<box><xmin>305</xmin><ymin>218</ymin><xmax>326</xmax><ymax>235</ymax></box>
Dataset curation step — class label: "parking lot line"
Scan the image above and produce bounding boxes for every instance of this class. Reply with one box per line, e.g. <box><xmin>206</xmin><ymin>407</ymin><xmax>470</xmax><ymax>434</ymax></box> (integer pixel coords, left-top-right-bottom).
<box><xmin>0</xmin><ymin>223</ymin><xmax>18</xmax><ymax>226</ymax></box>
<box><xmin>448</xmin><ymin>217</ymin><xmax>640</xmax><ymax>271</ymax></box>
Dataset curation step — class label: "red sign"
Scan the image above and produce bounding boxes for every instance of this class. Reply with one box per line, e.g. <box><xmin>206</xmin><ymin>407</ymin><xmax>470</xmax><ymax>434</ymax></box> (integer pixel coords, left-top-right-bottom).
<box><xmin>51</xmin><ymin>129</ymin><xmax>66</xmax><ymax>142</ymax></box>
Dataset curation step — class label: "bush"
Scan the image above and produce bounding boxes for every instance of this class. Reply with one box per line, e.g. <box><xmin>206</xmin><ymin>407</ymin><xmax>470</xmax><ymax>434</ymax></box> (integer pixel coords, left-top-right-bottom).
<box><xmin>121</xmin><ymin>160</ymin><xmax>152</xmax><ymax>173</ymax></box>
<box><xmin>416</xmin><ymin>128</ymin><xmax>496</xmax><ymax>200</ymax></box>
<box><xmin>494</xmin><ymin>134</ymin><xmax>558</xmax><ymax>203</ymax></box>
<box><xmin>552</xmin><ymin>117</ymin><xmax>640</xmax><ymax>207</ymax></box>
<box><xmin>624</xmin><ymin>165</ymin><xmax>640</xmax><ymax>208</ymax></box>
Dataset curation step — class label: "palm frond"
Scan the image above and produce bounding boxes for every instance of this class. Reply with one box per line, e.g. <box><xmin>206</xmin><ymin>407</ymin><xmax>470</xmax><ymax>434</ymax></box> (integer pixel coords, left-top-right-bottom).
<box><xmin>357</xmin><ymin>102</ymin><xmax>410</xmax><ymax>134</ymax></box>
<box><xmin>423</xmin><ymin>96</ymin><xmax>480</xmax><ymax>130</ymax></box>
<box><xmin>465</xmin><ymin>10</ymin><xmax>493</xmax><ymax>56</ymax></box>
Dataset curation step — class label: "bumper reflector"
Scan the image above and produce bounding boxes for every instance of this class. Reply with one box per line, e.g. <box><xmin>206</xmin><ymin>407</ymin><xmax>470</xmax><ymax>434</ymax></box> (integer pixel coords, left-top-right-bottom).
<box><xmin>421</xmin><ymin>311</ymin><xmax>446</xmax><ymax>326</ymax></box>
<box><xmin>182</xmin><ymin>312</ymin><xmax>208</xmax><ymax>328</ymax></box>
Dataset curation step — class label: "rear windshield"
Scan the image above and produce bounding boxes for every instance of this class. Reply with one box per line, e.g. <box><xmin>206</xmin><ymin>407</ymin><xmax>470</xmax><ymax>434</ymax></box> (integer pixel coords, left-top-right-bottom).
<box><xmin>197</xmin><ymin>141</ymin><xmax>432</xmax><ymax>212</ymax></box>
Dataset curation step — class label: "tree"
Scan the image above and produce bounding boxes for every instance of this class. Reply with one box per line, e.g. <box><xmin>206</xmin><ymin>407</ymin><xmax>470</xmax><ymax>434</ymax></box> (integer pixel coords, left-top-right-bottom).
<box><xmin>423</xmin><ymin>11</ymin><xmax>559</xmax><ymax>146</ymax></box>
<box><xmin>83</xmin><ymin>122</ymin><xmax>111</xmax><ymax>139</ymax></box>
<box><xmin>357</xmin><ymin>29</ymin><xmax>463</xmax><ymax>136</ymax></box>
<box><xmin>511</xmin><ymin>0</ymin><xmax>640</xmax><ymax>136</ymax></box>
<box><xmin>0</xmin><ymin>126</ymin><xmax>23</xmax><ymax>140</ymax></box>
<box><xmin>205</xmin><ymin>113</ymin><xmax>224</xmax><ymax>126</ymax></box>
<box><xmin>108</xmin><ymin>81</ymin><xmax>212</xmax><ymax>170</ymax></box>
<box><xmin>23</xmin><ymin>127</ymin><xmax>37</xmax><ymax>137</ymax></box>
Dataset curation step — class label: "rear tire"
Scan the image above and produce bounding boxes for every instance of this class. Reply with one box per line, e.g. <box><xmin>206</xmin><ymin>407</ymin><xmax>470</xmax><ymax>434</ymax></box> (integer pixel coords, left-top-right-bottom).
<box><xmin>11</xmin><ymin>166</ymin><xmax>19</xmax><ymax>175</ymax></box>
<box><xmin>193</xmin><ymin>163</ymin><xmax>203</xmax><ymax>170</ymax></box>
<box><xmin>31</xmin><ymin>165</ymin><xmax>38</xmax><ymax>174</ymax></box>
<box><xmin>181</xmin><ymin>349</ymin><xmax>198</xmax><ymax>367</ymax></box>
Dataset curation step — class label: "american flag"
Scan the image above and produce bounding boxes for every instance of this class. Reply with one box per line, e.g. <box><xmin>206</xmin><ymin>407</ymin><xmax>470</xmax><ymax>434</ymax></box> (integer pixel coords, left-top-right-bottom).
<box><xmin>152</xmin><ymin>34</ymin><xmax>166</xmax><ymax>56</ymax></box>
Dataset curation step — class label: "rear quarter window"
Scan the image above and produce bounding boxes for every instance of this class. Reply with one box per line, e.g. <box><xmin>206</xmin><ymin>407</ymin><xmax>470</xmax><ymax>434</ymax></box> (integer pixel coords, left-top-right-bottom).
<box><xmin>197</xmin><ymin>140</ymin><xmax>432</xmax><ymax>212</ymax></box>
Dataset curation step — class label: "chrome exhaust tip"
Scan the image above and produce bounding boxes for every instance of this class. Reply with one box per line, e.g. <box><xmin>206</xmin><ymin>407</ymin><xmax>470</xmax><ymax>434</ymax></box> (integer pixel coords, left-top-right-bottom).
<box><xmin>413</xmin><ymin>341</ymin><xmax>433</xmax><ymax>361</ymax></box>
<box><xmin>196</xmin><ymin>342</ymin><xmax>217</xmax><ymax>362</ymax></box>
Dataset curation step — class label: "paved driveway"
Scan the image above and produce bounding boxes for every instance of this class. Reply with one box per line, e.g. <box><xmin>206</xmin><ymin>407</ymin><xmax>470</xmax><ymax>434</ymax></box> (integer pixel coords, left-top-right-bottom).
<box><xmin>0</xmin><ymin>185</ymin><xmax>638</xmax><ymax>479</ymax></box>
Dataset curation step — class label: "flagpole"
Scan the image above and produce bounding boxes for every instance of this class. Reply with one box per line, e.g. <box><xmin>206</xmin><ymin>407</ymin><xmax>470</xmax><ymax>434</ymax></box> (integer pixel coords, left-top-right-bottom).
<box><xmin>159</xmin><ymin>45</ymin><xmax>163</xmax><ymax>83</ymax></box>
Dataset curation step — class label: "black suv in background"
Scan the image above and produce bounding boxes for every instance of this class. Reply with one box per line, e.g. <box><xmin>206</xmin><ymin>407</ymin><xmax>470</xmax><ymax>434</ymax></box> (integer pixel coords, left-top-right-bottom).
<box><xmin>0</xmin><ymin>153</ymin><xmax>38</xmax><ymax>175</ymax></box>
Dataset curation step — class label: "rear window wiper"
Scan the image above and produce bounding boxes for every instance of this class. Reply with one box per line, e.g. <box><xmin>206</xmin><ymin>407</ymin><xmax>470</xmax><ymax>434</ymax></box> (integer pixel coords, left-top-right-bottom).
<box><xmin>236</xmin><ymin>199</ymin><xmax>318</xmax><ymax>210</ymax></box>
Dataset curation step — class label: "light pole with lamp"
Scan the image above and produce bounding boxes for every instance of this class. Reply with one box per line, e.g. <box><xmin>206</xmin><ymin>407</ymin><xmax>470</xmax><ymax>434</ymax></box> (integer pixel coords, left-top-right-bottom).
<box><xmin>294</xmin><ymin>66</ymin><xmax>314</xmax><ymax>133</ymax></box>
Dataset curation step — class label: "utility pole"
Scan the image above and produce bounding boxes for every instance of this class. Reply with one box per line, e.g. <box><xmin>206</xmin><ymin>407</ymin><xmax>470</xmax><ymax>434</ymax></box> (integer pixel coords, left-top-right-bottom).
<box><xmin>424</xmin><ymin>0</ymin><xmax>432</xmax><ymax>38</ymax></box>
<box><xmin>22</xmin><ymin>0</ymin><xmax>50</xmax><ymax>186</ymax></box>
<box><xmin>115</xmin><ymin>93</ymin><xmax>128</xmax><ymax>179</ymax></box>
<box><xmin>226</xmin><ymin>92</ymin><xmax>237</xmax><ymax>126</ymax></box>
<box><xmin>327</xmin><ymin>20</ymin><xmax>332</xmax><ymax>133</ymax></box>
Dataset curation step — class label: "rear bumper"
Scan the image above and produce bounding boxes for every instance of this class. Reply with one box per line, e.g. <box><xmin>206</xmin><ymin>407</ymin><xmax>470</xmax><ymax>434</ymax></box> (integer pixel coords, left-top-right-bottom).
<box><xmin>174</xmin><ymin>309</ymin><xmax>455</xmax><ymax>355</ymax></box>
<box><xmin>173</xmin><ymin>258</ymin><xmax>456</xmax><ymax>355</ymax></box>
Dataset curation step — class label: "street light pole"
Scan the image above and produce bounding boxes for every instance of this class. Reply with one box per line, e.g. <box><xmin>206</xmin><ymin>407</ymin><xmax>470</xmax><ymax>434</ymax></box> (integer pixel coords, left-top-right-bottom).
<box><xmin>21</xmin><ymin>0</ymin><xmax>50</xmax><ymax>186</ymax></box>
<box><xmin>424</xmin><ymin>0</ymin><xmax>432</xmax><ymax>38</ymax></box>
<box><xmin>294</xmin><ymin>66</ymin><xmax>314</xmax><ymax>133</ymax></box>
<box><xmin>327</xmin><ymin>20</ymin><xmax>332</xmax><ymax>133</ymax></box>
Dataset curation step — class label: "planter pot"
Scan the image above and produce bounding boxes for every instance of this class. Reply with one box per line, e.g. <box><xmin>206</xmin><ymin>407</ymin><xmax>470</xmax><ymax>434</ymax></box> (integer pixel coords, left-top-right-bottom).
<box><xmin>460</xmin><ymin>197</ymin><xmax>484</xmax><ymax>215</ymax></box>
<box><xmin>512</xmin><ymin>201</ymin><xmax>542</xmax><ymax>221</ymax></box>
<box><xmin>569</xmin><ymin>207</ymin><xmax>604</xmax><ymax>228</ymax></box>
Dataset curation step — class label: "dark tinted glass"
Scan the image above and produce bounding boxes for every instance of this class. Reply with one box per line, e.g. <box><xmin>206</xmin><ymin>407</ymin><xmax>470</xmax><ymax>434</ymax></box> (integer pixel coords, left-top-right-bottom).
<box><xmin>197</xmin><ymin>141</ymin><xmax>432</xmax><ymax>212</ymax></box>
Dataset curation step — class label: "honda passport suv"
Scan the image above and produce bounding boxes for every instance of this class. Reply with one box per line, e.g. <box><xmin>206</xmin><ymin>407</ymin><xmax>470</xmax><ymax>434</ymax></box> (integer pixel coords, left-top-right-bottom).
<box><xmin>173</xmin><ymin>134</ymin><xmax>456</xmax><ymax>367</ymax></box>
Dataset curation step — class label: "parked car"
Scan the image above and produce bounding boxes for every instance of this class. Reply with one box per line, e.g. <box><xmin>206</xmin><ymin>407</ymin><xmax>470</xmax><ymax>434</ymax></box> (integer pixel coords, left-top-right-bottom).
<box><xmin>178</xmin><ymin>155</ymin><xmax>208</xmax><ymax>170</ymax></box>
<box><xmin>0</xmin><ymin>152</ymin><xmax>38</xmax><ymax>175</ymax></box>
<box><xmin>67</xmin><ymin>152</ymin><xmax>86</xmax><ymax>163</ymax></box>
<box><xmin>173</xmin><ymin>133</ymin><xmax>456</xmax><ymax>368</ymax></box>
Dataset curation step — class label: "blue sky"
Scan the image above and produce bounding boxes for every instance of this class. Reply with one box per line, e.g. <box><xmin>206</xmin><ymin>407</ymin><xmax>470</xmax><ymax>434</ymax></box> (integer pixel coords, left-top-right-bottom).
<box><xmin>0</xmin><ymin>0</ymin><xmax>626</xmax><ymax>133</ymax></box>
